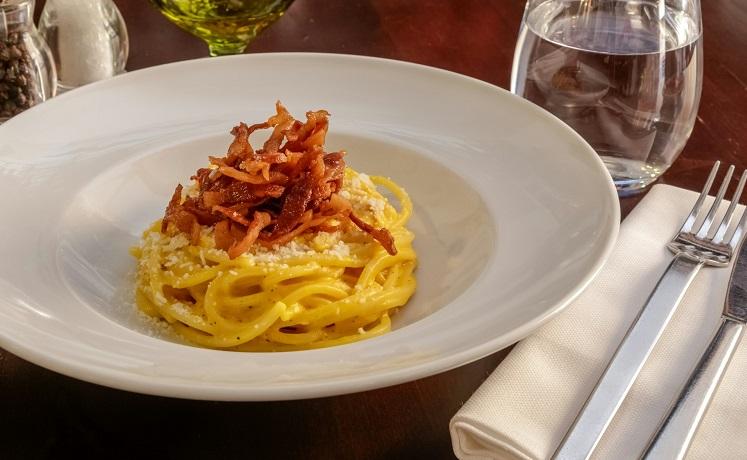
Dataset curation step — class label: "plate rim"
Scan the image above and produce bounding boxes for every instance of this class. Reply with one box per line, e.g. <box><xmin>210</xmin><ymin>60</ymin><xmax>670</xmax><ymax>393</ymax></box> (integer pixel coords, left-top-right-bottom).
<box><xmin>0</xmin><ymin>52</ymin><xmax>620</xmax><ymax>400</ymax></box>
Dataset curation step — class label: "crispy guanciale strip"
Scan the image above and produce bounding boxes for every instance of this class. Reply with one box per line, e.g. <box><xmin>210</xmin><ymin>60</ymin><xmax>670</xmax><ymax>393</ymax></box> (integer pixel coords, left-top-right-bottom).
<box><xmin>348</xmin><ymin>212</ymin><xmax>397</xmax><ymax>255</ymax></box>
<box><xmin>183</xmin><ymin>197</ymin><xmax>222</xmax><ymax>226</ymax></box>
<box><xmin>218</xmin><ymin>165</ymin><xmax>287</xmax><ymax>185</ymax></box>
<box><xmin>191</xmin><ymin>168</ymin><xmax>213</xmax><ymax>188</ymax></box>
<box><xmin>202</xmin><ymin>190</ymin><xmax>223</xmax><ymax>209</ymax></box>
<box><xmin>260</xmin><ymin>211</ymin><xmax>333</xmax><ymax>248</ymax></box>
<box><xmin>162</xmin><ymin>186</ymin><xmax>201</xmax><ymax>245</ymax></box>
<box><xmin>228</xmin><ymin>212</ymin><xmax>272</xmax><ymax>259</ymax></box>
<box><xmin>281</xmin><ymin>110</ymin><xmax>330</xmax><ymax>152</ymax></box>
<box><xmin>214</xmin><ymin>220</ymin><xmax>249</xmax><ymax>251</ymax></box>
<box><xmin>272</xmin><ymin>175</ymin><xmax>314</xmax><ymax>237</ymax></box>
<box><xmin>162</xmin><ymin>184</ymin><xmax>184</xmax><ymax>232</ymax></box>
<box><xmin>262</xmin><ymin>103</ymin><xmax>295</xmax><ymax>155</ymax></box>
<box><xmin>212</xmin><ymin>205</ymin><xmax>252</xmax><ymax>227</ymax></box>
<box><xmin>251</xmin><ymin>184</ymin><xmax>285</xmax><ymax>198</ymax></box>
<box><xmin>226</xmin><ymin>123</ymin><xmax>253</xmax><ymax>166</ymax></box>
<box><xmin>205</xmin><ymin>182</ymin><xmax>285</xmax><ymax>207</ymax></box>
<box><xmin>214</xmin><ymin>220</ymin><xmax>233</xmax><ymax>251</ymax></box>
<box><xmin>273</xmin><ymin>149</ymin><xmax>325</xmax><ymax>235</ymax></box>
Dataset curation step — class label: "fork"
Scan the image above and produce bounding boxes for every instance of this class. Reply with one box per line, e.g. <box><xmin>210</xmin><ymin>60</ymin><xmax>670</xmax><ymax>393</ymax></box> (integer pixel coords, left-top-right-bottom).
<box><xmin>553</xmin><ymin>161</ymin><xmax>747</xmax><ymax>460</ymax></box>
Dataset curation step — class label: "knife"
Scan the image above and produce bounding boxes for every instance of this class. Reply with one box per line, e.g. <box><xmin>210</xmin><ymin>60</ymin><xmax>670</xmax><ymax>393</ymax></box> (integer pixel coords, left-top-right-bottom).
<box><xmin>642</xmin><ymin>238</ymin><xmax>747</xmax><ymax>460</ymax></box>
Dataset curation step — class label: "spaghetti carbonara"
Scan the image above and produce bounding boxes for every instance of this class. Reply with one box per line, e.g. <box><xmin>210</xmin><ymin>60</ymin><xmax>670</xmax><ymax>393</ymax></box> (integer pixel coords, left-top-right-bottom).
<box><xmin>132</xmin><ymin>104</ymin><xmax>417</xmax><ymax>351</ymax></box>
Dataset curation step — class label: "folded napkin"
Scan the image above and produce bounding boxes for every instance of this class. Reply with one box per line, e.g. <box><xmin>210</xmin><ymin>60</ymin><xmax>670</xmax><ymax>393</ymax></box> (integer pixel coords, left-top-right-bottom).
<box><xmin>450</xmin><ymin>184</ymin><xmax>747</xmax><ymax>460</ymax></box>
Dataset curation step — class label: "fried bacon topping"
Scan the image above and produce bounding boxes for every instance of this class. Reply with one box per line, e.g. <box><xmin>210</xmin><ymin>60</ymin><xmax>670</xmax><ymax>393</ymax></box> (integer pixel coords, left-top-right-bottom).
<box><xmin>161</xmin><ymin>102</ymin><xmax>397</xmax><ymax>259</ymax></box>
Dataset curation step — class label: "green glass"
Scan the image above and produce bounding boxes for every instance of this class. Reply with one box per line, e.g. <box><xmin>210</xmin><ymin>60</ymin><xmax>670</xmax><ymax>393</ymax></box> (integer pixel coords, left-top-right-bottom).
<box><xmin>150</xmin><ymin>0</ymin><xmax>295</xmax><ymax>56</ymax></box>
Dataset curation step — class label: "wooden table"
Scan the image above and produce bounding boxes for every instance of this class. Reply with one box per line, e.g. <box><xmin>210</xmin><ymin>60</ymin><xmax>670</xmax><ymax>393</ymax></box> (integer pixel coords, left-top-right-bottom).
<box><xmin>4</xmin><ymin>1</ymin><xmax>746</xmax><ymax>458</ymax></box>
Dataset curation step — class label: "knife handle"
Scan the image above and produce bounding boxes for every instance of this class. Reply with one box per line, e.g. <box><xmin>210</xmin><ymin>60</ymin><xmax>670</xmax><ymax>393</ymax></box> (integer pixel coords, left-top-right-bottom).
<box><xmin>554</xmin><ymin>254</ymin><xmax>702</xmax><ymax>460</ymax></box>
<box><xmin>643</xmin><ymin>318</ymin><xmax>744</xmax><ymax>460</ymax></box>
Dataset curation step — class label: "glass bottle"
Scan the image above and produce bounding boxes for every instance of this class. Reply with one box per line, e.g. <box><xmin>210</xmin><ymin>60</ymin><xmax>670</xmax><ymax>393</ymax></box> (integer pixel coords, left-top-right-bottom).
<box><xmin>39</xmin><ymin>0</ymin><xmax>129</xmax><ymax>91</ymax></box>
<box><xmin>0</xmin><ymin>0</ymin><xmax>56</xmax><ymax>123</ymax></box>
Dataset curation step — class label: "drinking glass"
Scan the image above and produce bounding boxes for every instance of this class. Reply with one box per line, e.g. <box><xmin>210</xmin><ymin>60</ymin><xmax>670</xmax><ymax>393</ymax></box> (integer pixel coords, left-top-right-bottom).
<box><xmin>511</xmin><ymin>0</ymin><xmax>703</xmax><ymax>195</ymax></box>
<box><xmin>150</xmin><ymin>0</ymin><xmax>295</xmax><ymax>56</ymax></box>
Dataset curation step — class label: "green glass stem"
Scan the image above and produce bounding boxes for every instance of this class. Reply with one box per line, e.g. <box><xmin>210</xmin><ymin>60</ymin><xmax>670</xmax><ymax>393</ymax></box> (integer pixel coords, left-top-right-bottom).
<box><xmin>207</xmin><ymin>39</ymin><xmax>249</xmax><ymax>56</ymax></box>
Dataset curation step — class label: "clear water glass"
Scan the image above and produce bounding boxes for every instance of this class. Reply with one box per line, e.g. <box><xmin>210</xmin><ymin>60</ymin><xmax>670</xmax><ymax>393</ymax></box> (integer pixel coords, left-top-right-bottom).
<box><xmin>511</xmin><ymin>0</ymin><xmax>703</xmax><ymax>195</ymax></box>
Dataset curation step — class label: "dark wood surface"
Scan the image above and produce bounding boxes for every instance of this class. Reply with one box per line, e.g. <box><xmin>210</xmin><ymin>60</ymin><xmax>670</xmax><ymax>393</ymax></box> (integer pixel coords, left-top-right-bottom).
<box><xmin>4</xmin><ymin>1</ymin><xmax>746</xmax><ymax>458</ymax></box>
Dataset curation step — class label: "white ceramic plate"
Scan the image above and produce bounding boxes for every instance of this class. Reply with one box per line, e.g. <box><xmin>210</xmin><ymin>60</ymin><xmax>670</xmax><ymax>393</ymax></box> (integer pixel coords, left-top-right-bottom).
<box><xmin>0</xmin><ymin>53</ymin><xmax>618</xmax><ymax>400</ymax></box>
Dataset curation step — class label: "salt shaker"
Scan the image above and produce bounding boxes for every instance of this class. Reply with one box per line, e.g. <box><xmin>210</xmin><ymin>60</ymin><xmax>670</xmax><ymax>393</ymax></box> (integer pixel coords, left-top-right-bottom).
<box><xmin>39</xmin><ymin>0</ymin><xmax>129</xmax><ymax>91</ymax></box>
<box><xmin>0</xmin><ymin>0</ymin><xmax>56</xmax><ymax>123</ymax></box>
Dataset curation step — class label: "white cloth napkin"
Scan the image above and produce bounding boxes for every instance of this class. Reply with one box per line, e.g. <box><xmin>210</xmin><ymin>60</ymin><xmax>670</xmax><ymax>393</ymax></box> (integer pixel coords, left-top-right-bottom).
<box><xmin>450</xmin><ymin>184</ymin><xmax>747</xmax><ymax>460</ymax></box>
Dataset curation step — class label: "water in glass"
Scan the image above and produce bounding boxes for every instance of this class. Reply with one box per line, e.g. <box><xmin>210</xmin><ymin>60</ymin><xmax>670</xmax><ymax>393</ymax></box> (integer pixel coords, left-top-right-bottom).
<box><xmin>511</xmin><ymin>0</ymin><xmax>702</xmax><ymax>194</ymax></box>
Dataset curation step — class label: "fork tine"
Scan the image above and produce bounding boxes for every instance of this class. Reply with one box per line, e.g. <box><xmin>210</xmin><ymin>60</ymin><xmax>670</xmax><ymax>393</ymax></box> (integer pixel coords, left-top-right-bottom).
<box><xmin>695</xmin><ymin>164</ymin><xmax>734</xmax><ymax>238</ymax></box>
<box><xmin>680</xmin><ymin>162</ymin><xmax>720</xmax><ymax>234</ymax></box>
<box><xmin>713</xmin><ymin>170</ymin><xmax>747</xmax><ymax>243</ymax></box>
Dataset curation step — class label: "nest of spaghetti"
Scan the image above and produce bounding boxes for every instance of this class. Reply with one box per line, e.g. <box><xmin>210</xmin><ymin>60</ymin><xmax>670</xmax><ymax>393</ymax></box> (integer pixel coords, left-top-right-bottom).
<box><xmin>135</xmin><ymin>103</ymin><xmax>417</xmax><ymax>351</ymax></box>
<box><xmin>161</xmin><ymin>102</ymin><xmax>396</xmax><ymax>258</ymax></box>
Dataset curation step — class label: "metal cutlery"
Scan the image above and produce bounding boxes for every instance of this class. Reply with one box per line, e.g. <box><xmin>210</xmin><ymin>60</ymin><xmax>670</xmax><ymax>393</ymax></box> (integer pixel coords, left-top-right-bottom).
<box><xmin>554</xmin><ymin>162</ymin><xmax>747</xmax><ymax>460</ymax></box>
<box><xmin>643</xmin><ymin>219</ymin><xmax>747</xmax><ymax>460</ymax></box>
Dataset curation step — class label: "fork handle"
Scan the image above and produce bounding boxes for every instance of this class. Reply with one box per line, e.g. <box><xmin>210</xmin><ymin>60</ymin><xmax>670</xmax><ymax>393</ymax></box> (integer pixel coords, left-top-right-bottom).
<box><xmin>642</xmin><ymin>318</ymin><xmax>744</xmax><ymax>460</ymax></box>
<box><xmin>553</xmin><ymin>254</ymin><xmax>702</xmax><ymax>460</ymax></box>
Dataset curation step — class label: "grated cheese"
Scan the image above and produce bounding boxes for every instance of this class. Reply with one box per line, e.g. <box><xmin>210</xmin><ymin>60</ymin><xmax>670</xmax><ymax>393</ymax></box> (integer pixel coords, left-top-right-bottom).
<box><xmin>170</xmin><ymin>302</ymin><xmax>190</xmax><ymax>316</ymax></box>
<box><xmin>153</xmin><ymin>291</ymin><xmax>167</xmax><ymax>306</ymax></box>
<box><xmin>357</xmin><ymin>173</ymin><xmax>373</xmax><ymax>186</ymax></box>
<box><xmin>367</xmin><ymin>197</ymin><xmax>386</xmax><ymax>216</ymax></box>
<box><xmin>165</xmin><ymin>234</ymin><xmax>189</xmax><ymax>251</ymax></box>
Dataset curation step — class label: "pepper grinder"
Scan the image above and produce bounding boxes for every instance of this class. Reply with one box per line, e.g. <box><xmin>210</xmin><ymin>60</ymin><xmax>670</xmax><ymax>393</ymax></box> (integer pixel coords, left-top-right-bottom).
<box><xmin>38</xmin><ymin>0</ymin><xmax>129</xmax><ymax>91</ymax></box>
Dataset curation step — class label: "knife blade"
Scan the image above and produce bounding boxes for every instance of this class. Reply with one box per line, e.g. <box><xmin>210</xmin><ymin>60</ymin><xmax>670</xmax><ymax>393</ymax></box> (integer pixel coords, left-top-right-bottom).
<box><xmin>643</xmin><ymin>239</ymin><xmax>747</xmax><ymax>459</ymax></box>
<box><xmin>725</xmin><ymin>241</ymin><xmax>747</xmax><ymax>322</ymax></box>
